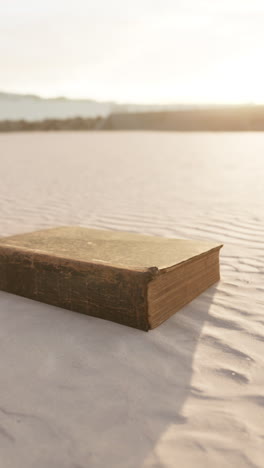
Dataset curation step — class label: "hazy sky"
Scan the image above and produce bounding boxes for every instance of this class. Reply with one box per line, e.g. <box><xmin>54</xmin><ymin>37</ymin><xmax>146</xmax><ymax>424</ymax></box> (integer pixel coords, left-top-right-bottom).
<box><xmin>1</xmin><ymin>0</ymin><xmax>264</xmax><ymax>103</ymax></box>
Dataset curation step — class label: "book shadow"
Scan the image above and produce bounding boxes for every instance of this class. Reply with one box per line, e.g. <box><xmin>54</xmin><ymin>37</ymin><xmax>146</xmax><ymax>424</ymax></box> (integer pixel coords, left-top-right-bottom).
<box><xmin>0</xmin><ymin>284</ymin><xmax>218</xmax><ymax>468</ymax></box>
<box><xmin>118</xmin><ymin>284</ymin><xmax>219</xmax><ymax>467</ymax></box>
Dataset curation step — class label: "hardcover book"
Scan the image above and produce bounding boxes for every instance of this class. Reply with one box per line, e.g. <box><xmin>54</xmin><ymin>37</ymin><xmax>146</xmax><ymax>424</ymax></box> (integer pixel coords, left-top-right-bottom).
<box><xmin>0</xmin><ymin>227</ymin><xmax>222</xmax><ymax>330</ymax></box>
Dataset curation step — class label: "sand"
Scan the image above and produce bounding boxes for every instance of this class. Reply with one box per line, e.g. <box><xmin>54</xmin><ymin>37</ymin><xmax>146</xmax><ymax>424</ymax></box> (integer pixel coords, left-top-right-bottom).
<box><xmin>0</xmin><ymin>132</ymin><xmax>263</xmax><ymax>468</ymax></box>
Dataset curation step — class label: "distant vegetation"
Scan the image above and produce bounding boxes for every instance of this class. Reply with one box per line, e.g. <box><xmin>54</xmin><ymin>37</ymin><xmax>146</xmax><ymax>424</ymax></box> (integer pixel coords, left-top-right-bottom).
<box><xmin>103</xmin><ymin>106</ymin><xmax>264</xmax><ymax>131</ymax></box>
<box><xmin>0</xmin><ymin>117</ymin><xmax>103</xmax><ymax>132</ymax></box>
<box><xmin>2</xmin><ymin>106</ymin><xmax>264</xmax><ymax>132</ymax></box>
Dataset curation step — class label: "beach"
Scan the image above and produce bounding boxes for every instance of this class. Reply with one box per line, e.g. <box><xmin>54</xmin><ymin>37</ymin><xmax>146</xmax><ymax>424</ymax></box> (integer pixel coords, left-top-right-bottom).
<box><xmin>0</xmin><ymin>131</ymin><xmax>263</xmax><ymax>468</ymax></box>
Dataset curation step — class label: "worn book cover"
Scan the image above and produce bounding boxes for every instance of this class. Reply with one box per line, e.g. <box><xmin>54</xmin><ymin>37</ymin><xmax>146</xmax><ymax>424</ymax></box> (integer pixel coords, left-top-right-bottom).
<box><xmin>0</xmin><ymin>227</ymin><xmax>222</xmax><ymax>330</ymax></box>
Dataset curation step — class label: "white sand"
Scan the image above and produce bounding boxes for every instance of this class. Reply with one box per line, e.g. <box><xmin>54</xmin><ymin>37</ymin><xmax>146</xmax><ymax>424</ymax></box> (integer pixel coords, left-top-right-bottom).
<box><xmin>0</xmin><ymin>132</ymin><xmax>263</xmax><ymax>468</ymax></box>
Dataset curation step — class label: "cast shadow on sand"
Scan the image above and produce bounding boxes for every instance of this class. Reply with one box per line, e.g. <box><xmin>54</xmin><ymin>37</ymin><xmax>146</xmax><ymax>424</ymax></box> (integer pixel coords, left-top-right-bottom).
<box><xmin>0</xmin><ymin>284</ymin><xmax>219</xmax><ymax>468</ymax></box>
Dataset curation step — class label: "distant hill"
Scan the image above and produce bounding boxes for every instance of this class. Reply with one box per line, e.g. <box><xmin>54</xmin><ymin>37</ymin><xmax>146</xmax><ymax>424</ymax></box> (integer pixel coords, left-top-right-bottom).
<box><xmin>102</xmin><ymin>106</ymin><xmax>264</xmax><ymax>131</ymax></box>
<box><xmin>1</xmin><ymin>92</ymin><xmax>264</xmax><ymax>131</ymax></box>
<box><xmin>0</xmin><ymin>91</ymin><xmax>189</xmax><ymax>121</ymax></box>
<box><xmin>2</xmin><ymin>106</ymin><xmax>264</xmax><ymax>132</ymax></box>
<box><xmin>0</xmin><ymin>92</ymin><xmax>116</xmax><ymax>120</ymax></box>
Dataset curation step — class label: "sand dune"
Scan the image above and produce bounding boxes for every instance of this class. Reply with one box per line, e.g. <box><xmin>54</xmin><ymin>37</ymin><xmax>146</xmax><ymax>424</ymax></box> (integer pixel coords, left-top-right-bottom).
<box><xmin>0</xmin><ymin>132</ymin><xmax>263</xmax><ymax>468</ymax></box>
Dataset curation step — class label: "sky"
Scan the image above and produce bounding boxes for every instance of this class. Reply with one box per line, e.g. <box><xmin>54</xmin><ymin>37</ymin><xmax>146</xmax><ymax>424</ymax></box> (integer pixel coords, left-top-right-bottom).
<box><xmin>1</xmin><ymin>0</ymin><xmax>264</xmax><ymax>104</ymax></box>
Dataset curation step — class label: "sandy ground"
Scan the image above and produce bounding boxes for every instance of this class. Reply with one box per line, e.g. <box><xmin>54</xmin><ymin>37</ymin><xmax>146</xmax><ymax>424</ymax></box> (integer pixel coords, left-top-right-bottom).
<box><xmin>0</xmin><ymin>132</ymin><xmax>263</xmax><ymax>468</ymax></box>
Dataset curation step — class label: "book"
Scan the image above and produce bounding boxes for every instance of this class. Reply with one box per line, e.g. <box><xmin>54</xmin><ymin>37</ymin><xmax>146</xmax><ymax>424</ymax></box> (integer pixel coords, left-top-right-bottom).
<box><xmin>0</xmin><ymin>227</ymin><xmax>222</xmax><ymax>330</ymax></box>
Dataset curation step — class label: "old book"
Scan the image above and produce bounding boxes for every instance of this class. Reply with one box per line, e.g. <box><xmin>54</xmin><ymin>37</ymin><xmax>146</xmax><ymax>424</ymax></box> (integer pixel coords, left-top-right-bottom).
<box><xmin>0</xmin><ymin>227</ymin><xmax>222</xmax><ymax>331</ymax></box>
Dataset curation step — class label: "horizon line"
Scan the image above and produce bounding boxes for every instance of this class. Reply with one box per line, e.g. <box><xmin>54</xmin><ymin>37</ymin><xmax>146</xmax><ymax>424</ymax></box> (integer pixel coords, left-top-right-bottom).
<box><xmin>1</xmin><ymin>89</ymin><xmax>263</xmax><ymax>107</ymax></box>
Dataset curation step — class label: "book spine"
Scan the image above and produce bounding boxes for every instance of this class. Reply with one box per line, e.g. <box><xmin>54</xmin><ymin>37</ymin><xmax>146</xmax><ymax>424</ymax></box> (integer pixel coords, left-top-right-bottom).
<box><xmin>0</xmin><ymin>245</ymin><xmax>153</xmax><ymax>330</ymax></box>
